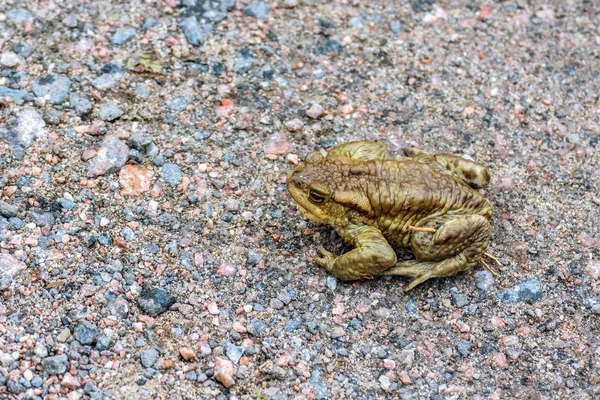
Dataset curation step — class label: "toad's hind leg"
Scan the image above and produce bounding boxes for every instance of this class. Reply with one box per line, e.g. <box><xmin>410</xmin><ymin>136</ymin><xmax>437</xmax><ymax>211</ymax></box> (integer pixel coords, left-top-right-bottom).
<box><xmin>384</xmin><ymin>215</ymin><xmax>490</xmax><ymax>291</ymax></box>
<box><xmin>326</xmin><ymin>141</ymin><xmax>388</xmax><ymax>161</ymax></box>
<box><xmin>433</xmin><ymin>154</ymin><xmax>491</xmax><ymax>189</ymax></box>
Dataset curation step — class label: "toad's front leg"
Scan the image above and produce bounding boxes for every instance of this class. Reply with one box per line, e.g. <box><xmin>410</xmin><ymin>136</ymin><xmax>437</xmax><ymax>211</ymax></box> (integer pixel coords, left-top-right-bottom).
<box><xmin>315</xmin><ymin>225</ymin><xmax>397</xmax><ymax>281</ymax></box>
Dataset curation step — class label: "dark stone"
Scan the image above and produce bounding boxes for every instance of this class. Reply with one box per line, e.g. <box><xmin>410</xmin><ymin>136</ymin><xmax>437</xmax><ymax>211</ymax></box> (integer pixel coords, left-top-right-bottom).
<box><xmin>137</xmin><ymin>287</ymin><xmax>175</xmax><ymax>316</ymax></box>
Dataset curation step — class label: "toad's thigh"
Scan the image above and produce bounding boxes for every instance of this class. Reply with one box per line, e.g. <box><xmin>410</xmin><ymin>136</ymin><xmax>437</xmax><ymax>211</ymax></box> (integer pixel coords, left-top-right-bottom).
<box><xmin>411</xmin><ymin>215</ymin><xmax>490</xmax><ymax>262</ymax></box>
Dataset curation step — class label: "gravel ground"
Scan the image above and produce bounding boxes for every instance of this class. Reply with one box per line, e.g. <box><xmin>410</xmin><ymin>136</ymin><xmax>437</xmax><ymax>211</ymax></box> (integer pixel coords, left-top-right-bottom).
<box><xmin>0</xmin><ymin>0</ymin><xmax>599</xmax><ymax>399</ymax></box>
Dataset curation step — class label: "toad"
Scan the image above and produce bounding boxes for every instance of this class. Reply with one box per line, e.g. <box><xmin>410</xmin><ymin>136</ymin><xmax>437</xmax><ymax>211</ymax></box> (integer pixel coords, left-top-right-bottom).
<box><xmin>286</xmin><ymin>141</ymin><xmax>496</xmax><ymax>291</ymax></box>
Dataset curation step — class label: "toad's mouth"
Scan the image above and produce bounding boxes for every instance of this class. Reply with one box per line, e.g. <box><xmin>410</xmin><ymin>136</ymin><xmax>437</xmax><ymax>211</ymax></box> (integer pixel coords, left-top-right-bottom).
<box><xmin>295</xmin><ymin>203</ymin><xmax>322</xmax><ymax>224</ymax></box>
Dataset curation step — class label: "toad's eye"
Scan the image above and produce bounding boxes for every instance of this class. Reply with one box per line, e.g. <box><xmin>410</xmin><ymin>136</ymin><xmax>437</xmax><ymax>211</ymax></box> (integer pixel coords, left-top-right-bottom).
<box><xmin>309</xmin><ymin>190</ymin><xmax>326</xmax><ymax>205</ymax></box>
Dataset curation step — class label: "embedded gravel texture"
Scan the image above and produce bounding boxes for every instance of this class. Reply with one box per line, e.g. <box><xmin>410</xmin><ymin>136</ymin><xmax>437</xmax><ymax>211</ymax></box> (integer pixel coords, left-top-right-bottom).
<box><xmin>0</xmin><ymin>0</ymin><xmax>599</xmax><ymax>399</ymax></box>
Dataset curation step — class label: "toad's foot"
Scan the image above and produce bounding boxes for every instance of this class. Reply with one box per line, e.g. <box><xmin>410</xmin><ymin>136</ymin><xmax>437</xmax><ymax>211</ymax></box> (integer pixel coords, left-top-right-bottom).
<box><xmin>315</xmin><ymin>246</ymin><xmax>336</xmax><ymax>271</ymax></box>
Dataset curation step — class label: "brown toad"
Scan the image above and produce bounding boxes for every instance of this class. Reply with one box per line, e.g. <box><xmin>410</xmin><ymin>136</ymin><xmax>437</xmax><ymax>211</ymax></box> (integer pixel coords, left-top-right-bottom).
<box><xmin>286</xmin><ymin>141</ymin><xmax>494</xmax><ymax>291</ymax></box>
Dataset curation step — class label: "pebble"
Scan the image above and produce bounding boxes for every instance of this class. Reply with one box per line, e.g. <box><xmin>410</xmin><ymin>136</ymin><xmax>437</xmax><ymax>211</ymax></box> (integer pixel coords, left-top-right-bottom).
<box><xmin>111</xmin><ymin>27</ymin><xmax>136</xmax><ymax>45</ymax></box>
<box><xmin>119</xmin><ymin>165</ymin><xmax>153</xmax><ymax>196</ymax></box>
<box><xmin>474</xmin><ymin>270</ymin><xmax>495</xmax><ymax>292</ymax></box>
<box><xmin>224</xmin><ymin>342</ymin><xmax>244</xmax><ymax>364</ymax></box>
<box><xmin>326</xmin><ymin>276</ymin><xmax>337</xmax><ymax>291</ymax></box>
<box><xmin>7</xmin><ymin>8</ymin><xmax>33</xmax><ymax>24</ymax></box>
<box><xmin>161</xmin><ymin>163</ymin><xmax>182</xmax><ymax>188</ymax></box>
<box><xmin>179</xmin><ymin>347</ymin><xmax>196</xmax><ymax>361</ymax></box>
<box><xmin>306</xmin><ymin>104</ymin><xmax>325</xmax><ymax>119</ymax></box>
<box><xmin>137</xmin><ymin>287</ymin><xmax>175</xmax><ymax>316</ymax></box>
<box><xmin>233</xmin><ymin>49</ymin><xmax>253</xmax><ymax>74</ymax></box>
<box><xmin>457</xmin><ymin>340</ymin><xmax>471</xmax><ymax>357</ymax></box>
<box><xmin>496</xmin><ymin>279</ymin><xmax>543</xmax><ymax>304</ymax></box>
<box><xmin>586</xmin><ymin>261</ymin><xmax>600</xmax><ymax>280</ymax></box>
<box><xmin>166</xmin><ymin>96</ymin><xmax>188</xmax><ymax>111</ymax></box>
<box><xmin>285</xmin><ymin>119</ymin><xmax>304</xmax><ymax>132</ymax></box>
<box><xmin>32</xmin><ymin>75</ymin><xmax>72</xmax><ymax>104</ymax></box>
<box><xmin>214</xmin><ymin>357</ymin><xmax>236</xmax><ymax>388</ymax></box>
<box><xmin>57</xmin><ymin>327</ymin><xmax>71</xmax><ymax>342</ymax></box>
<box><xmin>70</xmin><ymin>93</ymin><xmax>92</xmax><ymax>115</ymax></box>
<box><xmin>140</xmin><ymin>348</ymin><xmax>159</xmax><ymax>368</ymax></box>
<box><xmin>0</xmin><ymin>108</ymin><xmax>46</xmax><ymax>150</ymax></box>
<box><xmin>0</xmin><ymin>200</ymin><xmax>19</xmax><ymax>218</ymax></box>
<box><xmin>1</xmin><ymin>51</ymin><xmax>21</xmax><ymax>67</ymax></box>
<box><xmin>179</xmin><ymin>17</ymin><xmax>211</xmax><ymax>46</ymax></box>
<box><xmin>74</xmin><ymin>321</ymin><xmax>99</xmax><ymax>345</ymax></box>
<box><xmin>247</xmin><ymin>319</ymin><xmax>268</xmax><ymax>337</ymax></box>
<box><xmin>243</xmin><ymin>2</ymin><xmax>270</xmax><ymax>20</ymax></box>
<box><xmin>0</xmin><ymin>253</ymin><xmax>25</xmax><ymax>280</ymax></box>
<box><xmin>61</xmin><ymin>373</ymin><xmax>80</xmax><ymax>389</ymax></box>
<box><xmin>98</xmin><ymin>103</ymin><xmax>124</xmax><ymax>121</ymax></box>
<box><xmin>42</xmin><ymin>354</ymin><xmax>68</xmax><ymax>374</ymax></box>
<box><xmin>87</xmin><ymin>135</ymin><xmax>129</xmax><ymax>177</ymax></box>
<box><xmin>0</xmin><ymin>86</ymin><xmax>27</xmax><ymax>101</ymax></box>
<box><xmin>451</xmin><ymin>293</ymin><xmax>469</xmax><ymax>308</ymax></box>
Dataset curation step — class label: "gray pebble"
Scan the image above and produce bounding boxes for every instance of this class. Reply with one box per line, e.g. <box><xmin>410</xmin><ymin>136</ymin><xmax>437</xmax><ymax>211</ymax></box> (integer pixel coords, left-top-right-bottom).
<box><xmin>326</xmin><ymin>276</ymin><xmax>337</xmax><ymax>291</ymax></box>
<box><xmin>457</xmin><ymin>340</ymin><xmax>471</xmax><ymax>357</ymax></box>
<box><xmin>99</xmin><ymin>103</ymin><xmax>124</xmax><ymax>121</ymax></box>
<box><xmin>87</xmin><ymin>135</ymin><xmax>129</xmax><ymax>177</ymax></box>
<box><xmin>137</xmin><ymin>287</ymin><xmax>175</xmax><ymax>316</ymax></box>
<box><xmin>28</xmin><ymin>211</ymin><xmax>55</xmax><ymax>227</ymax></box>
<box><xmin>74</xmin><ymin>321</ymin><xmax>99</xmax><ymax>345</ymax></box>
<box><xmin>0</xmin><ymin>201</ymin><xmax>18</xmax><ymax>218</ymax></box>
<box><xmin>224</xmin><ymin>342</ymin><xmax>244</xmax><ymax>364</ymax></box>
<box><xmin>0</xmin><ymin>86</ymin><xmax>27</xmax><ymax>102</ymax></box>
<box><xmin>7</xmin><ymin>8</ymin><xmax>33</xmax><ymax>24</ymax></box>
<box><xmin>247</xmin><ymin>319</ymin><xmax>268</xmax><ymax>337</ymax></box>
<box><xmin>451</xmin><ymin>293</ymin><xmax>469</xmax><ymax>308</ymax></box>
<box><xmin>166</xmin><ymin>96</ymin><xmax>187</xmax><ymax>111</ymax></box>
<box><xmin>390</xmin><ymin>20</ymin><xmax>402</xmax><ymax>33</ymax></box>
<box><xmin>95</xmin><ymin>335</ymin><xmax>111</xmax><ymax>351</ymax></box>
<box><xmin>32</xmin><ymin>75</ymin><xmax>72</xmax><ymax>104</ymax></box>
<box><xmin>70</xmin><ymin>92</ymin><xmax>92</xmax><ymax>115</ymax></box>
<box><xmin>233</xmin><ymin>49</ymin><xmax>253</xmax><ymax>74</ymax></box>
<box><xmin>161</xmin><ymin>163</ymin><xmax>182</xmax><ymax>188</ymax></box>
<box><xmin>179</xmin><ymin>17</ymin><xmax>212</xmax><ymax>47</ymax></box>
<box><xmin>42</xmin><ymin>354</ymin><xmax>68</xmax><ymax>374</ymax></box>
<box><xmin>474</xmin><ymin>270</ymin><xmax>495</xmax><ymax>292</ymax></box>
<box><xmin>140</xmin><ymin>348</ymin><xmax>159</xmax><ymax>368</ymax></box>
<box><xmin>243</xmin><ymin>2</ymin><xmax>270</xmax><ymax>20</ymax></box>
<box><xmin>58</xmin><ymin>198</ymin><xmax>75</xmax><ymax>211</ymax></box>
<box><xmin>497</xmin><ymin>279</ymin><xmax>543</xmax><ymax>304</ymax></box>
<box><xmin>111</xmin><ymin>27</ymin><xmax>136</xmax><ymax>45</ymax></box>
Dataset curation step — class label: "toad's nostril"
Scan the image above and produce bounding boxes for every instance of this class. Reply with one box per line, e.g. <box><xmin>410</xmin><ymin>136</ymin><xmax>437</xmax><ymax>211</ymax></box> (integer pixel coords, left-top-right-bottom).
<box><xmin>293</xmin><ymin>176</ymin><xmax>304</xmax><ymax>188</ymax></box>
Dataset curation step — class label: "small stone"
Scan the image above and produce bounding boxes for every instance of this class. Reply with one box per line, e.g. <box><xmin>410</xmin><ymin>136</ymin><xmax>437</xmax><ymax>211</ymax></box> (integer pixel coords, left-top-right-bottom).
<box><xmin>326</xmin><ymin>276</ymin><xmax>337</xmax><ymax>291</ymax></box>
<box><xmin>161</xmin><ymin>163</ymin><xmax>182</xmax><ymax>188</ymax></box>
<box><xmin>474</xmin><ymin>270</ymin><xmax>495</xmax><ymax>292</ymax></box>
<box><xmin>586</xmin><ymin>261</ymin><xmax>600</xmax><ymax>280</ymax></box>
<box><xmin>243</xmin><ymin>2</ymin><xmax>270</xmax><ymax>19</ymax></box>
<box><xmin>285</xmin><ymin>119</ymin><xmax>304</xmax><ymax>132</ymax></box>
<box><xmin>379</xmin><ymin>374</ymin><xmax>391</xmax><ymax>391</ymax></box>
<box><xmin>0</xmin><ymin>108</ymin><xmax>46</xmax><ymax>150</ymax></box>
<box><xmin>166</xmin><ymin>97</ymin><xmax>187</xmax><ymax>111</ymax></box>
<box><xmin>57</xmin><ymin>328</ymin><xmax>71</xmax><ymax>342</ymax></box>
<box><xmin>0</xmin><ymin>253</ymin><xmax>24</xmax><ymax>281</ymax></box>
<box><xmin>87</xmin><ymin>135</ymin><xmax>129</xmax><ymax>177</ymax></box>
<box><xmin>0</xmin><ymin>351</ymin><xmax>14</xmax><ymax>367</ymax></box>
<box><xmin>61</xmin><ymin>373</ymin><xmax>80</xmax><ymax>389</ymax></box>
<box><xmin>399</xmin><ymin>370</ymin><xmax>412</xmax><ymax>385</ymax></box>
<box><xmin>179</xmin><ymin>16</ymin><xmax>211</xmax><ymax>46</ymax></box>
<box><xmin>217</xmin><ymin>263</ymin><xmax>237</xmax><ymax>277</ymax></box>
<box><xmin>214</xmin><ymin>357</ymin><xmax>236</xmax><ymax>388</ymax></box>
<box><xmin>58</xmin><ymin>198</ymin><xmax>75</xmax><ymax>210</ymax></box>
<box><xmin>316</xmin><ymin>40</ymin><xmax>343</xmax><ymax>55</ymax></box>
<box><xmin>34</xmin><ymin>343</ymin><xmax>48</xmax><ymax>357</ymax></box>
<box><xmin>457</xmin><ymin>340</ymin><xmax>471</xmax><ymax>357</ymax></box>
<box><xmin>233</xmin><ymin>49</ymin><xmax>253</xmax><ymax>74</ymax></box>
<box><xmin>1</xmin><ymin>51</ymin><xmax>21</xmax><ymax>67</ymax></box>
<box><xmin>264</xmin><ymin>132</ymin><xmax>292</xmax><ymax>156</ymax></box>
<box><xmin>8</xmin><ymin>8</ymin><xmax>33</xmax><ymax>25</ymax></box>
<box><xmin>42</xmin><ymin>355</ymin><xmax>68</xmax><ymax>374</ymax></box>
<box><xmin>119</xmin><ymin>165</ymin><xmax>153</xmax><ymax>196</ymax></box>
<box><xmin>128</xmin><ymin>132</ymin><xmax>153</xmax><ymax>150</ymax></box>
<box><xmin>306</xmin><ymin>104</ymin><xmax>324</xmax><ymax>119</ymax></box>
<box><xmin>29</xmin><ymin>211</ymin><xmax>54</xmax><ymax>227</ymax></box>
<box><xmin>70</xmin><ymin>93</ymin><xmax>92</xmax><ymax>115</ymax></box>
<box><xmin>32</xmin><ymin>75</ymin><xmax>72</xmax><ymax>104</ymax></box>
<box><xmin>137</xmin><ymin>287</ymin><xmax>175</xmax><ymax>316</ymax></box>
<box><xmin>107</xmin><ymin>295</ymin><xmax>129</xmax><ymax>319</ymax></box>
<box><xmin>0</xmin><ymin>86</ymin><xmax>27</xmax><ymax>101</ymax></box>
<box><xmin>224</xmin><ymin>342</ymin><xmax>244</xmax><ymax>364</ymax></box>
<box><xmin>247</xmin><ymin>319</ymin><xmax>268</xmax><ymax>337</ymax></box>
<box><xmin>390</xmin><ymin>20</ymin><xmax>402</xmax><ymax>33</ymax></box>
<box><xmin>99</xmin><ymin>103</ymin><xmax>123</xmax><ymax>121</ymax></box>
<box><xmin>283</xmin><ymin>0</ymin><xmax>298</xmax><ymax>7</ymax></box>
<box><xmin>492</xmin><ymin>352</ymin><xmax>509</xmax><ymax>369</ymax></box>
<box><xmin>111</xmin><ymin>27</ymin><xmax>136</xmax><ymax>45</ymax></box>
<box><xmin>140</xmin><ymin>348</ymin><xmax>159</xmax><ymax>368</ymax></box>
<box><xmin>451</xmin><ymin>293</ymin><xmax>469</xmax><ymax>308</ymax></box>
<box><xmin>179</xmin><ymin>347</ymin><xmax>196</xmax><ymax>361</ymax></box>
<box><xmin>496</xmin><ymin>279</ymin><xmax>543</xmax><ymax>304</ymax></box>
<box><xmin>95</xmin><ymin>336</ymin><xmax>111</xmax><ymax>351</ymax></box>
<box><xmin>74</xmin><ymin>321</ymin><xmax>98</xmax><ymax>345</ymax></box>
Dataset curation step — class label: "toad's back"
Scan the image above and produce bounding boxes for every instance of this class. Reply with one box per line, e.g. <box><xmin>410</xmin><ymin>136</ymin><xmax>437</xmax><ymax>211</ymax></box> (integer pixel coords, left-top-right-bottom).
<box><xmin>340</xmin><ymin>158</ymin><xmax>493</xmax><ymax>249</ymax></box>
